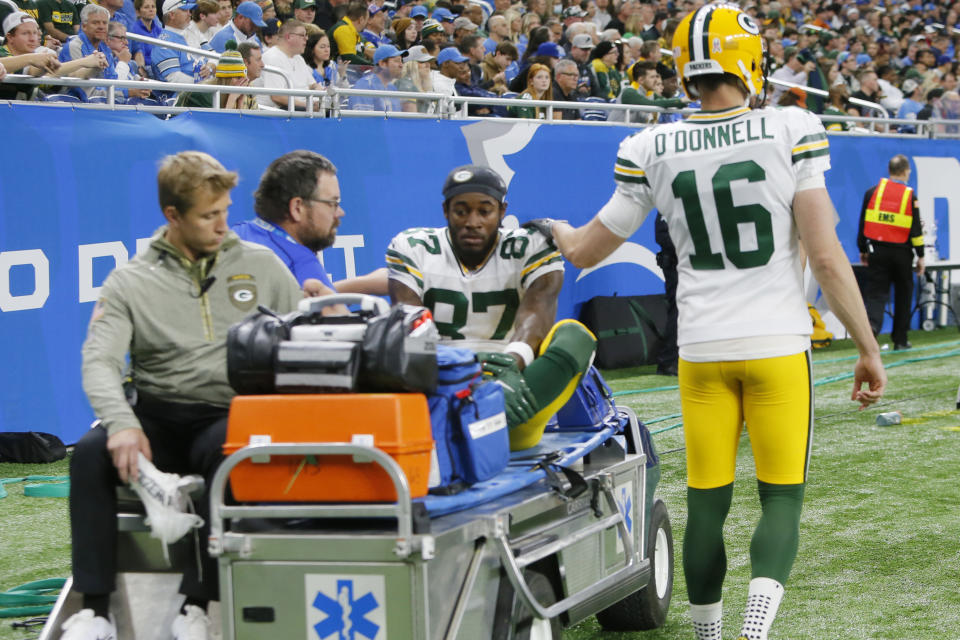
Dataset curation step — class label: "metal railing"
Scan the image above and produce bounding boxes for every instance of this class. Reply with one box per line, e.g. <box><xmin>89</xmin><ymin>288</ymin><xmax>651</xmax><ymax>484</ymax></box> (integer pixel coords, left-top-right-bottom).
<box><xmin>2</xmin><ymin>68</ymin><xmax>956</xmax><ymax>137</ymax></box>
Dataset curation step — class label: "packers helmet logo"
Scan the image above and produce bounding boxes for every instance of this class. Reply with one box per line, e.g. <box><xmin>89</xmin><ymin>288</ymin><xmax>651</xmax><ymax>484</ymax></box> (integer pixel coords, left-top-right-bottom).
<box><xmin>453</xmin><ymin>170</ymin><xmax>473</xmax><ymax>182</ymax></box>
<box><xmin>227</xmin><ymin>275</ymin><xmax>257</xmax><ymax>311</ymax></box>
<box><xmin>737</xmin><ymin>13</ymin><xmax>760</xmax><ymax>35</ymax></box>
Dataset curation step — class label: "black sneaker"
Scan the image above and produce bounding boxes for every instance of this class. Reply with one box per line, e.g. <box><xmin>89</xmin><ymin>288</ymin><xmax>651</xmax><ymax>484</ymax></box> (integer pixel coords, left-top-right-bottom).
<box><xmin>893</xmin><ymin>342</ymin><xmax>913</xmax><ymax>351</ymax></box>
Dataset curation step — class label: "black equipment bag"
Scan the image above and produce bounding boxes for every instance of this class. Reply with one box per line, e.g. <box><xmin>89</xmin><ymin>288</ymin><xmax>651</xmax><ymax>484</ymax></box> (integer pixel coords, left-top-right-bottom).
<box><xmin>0</xmin><ymin>431</ymin><xmax>67</xmax><ymax>463</ymax></box>
<box><xmin>579</xmin><ymin>295</ymin><xmax>668</xmax><ymax>368</ymax></box>
<box><xmin>360</xmin><ymin>304</ymin><xmax>438</xmax><ymax>393</ymax></box>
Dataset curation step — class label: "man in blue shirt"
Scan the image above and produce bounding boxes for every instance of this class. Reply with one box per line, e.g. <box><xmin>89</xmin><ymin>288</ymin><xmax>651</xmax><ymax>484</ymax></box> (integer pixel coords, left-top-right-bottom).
<box><xmin>152</xmin><ymin>0</ymin><xmax>209</xmax><ymax>82</ymax></box>
<box><xmin>349</xmin><ymin>43</ymin><xmax>406</xmax><ymax>111</ymax></box>
<box><xmin>233</xmin><ymin>150</ymin><xmax>343</xmax><ymax>294</ymax></box>
<box><xmin>59</xmin><ymin>3</ymin><xmax>118</xmax><ymax>97</ymax></box>
<box><xmin>207</xmin><ymin>0</ymin><xmax>263</xmax><ymax>52</ymax></box>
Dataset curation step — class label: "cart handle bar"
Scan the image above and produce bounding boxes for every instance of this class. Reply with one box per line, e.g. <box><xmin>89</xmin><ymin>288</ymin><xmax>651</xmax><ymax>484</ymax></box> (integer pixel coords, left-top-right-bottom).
<box><xmin>208</xmin><ymin>443</ymin><xmax>414</xmax><ymax>557</ymax></box>
<box><xmin>493</xmin><ymin>478</ymin><xmax>644</xmax><ymax>620</ymax></box>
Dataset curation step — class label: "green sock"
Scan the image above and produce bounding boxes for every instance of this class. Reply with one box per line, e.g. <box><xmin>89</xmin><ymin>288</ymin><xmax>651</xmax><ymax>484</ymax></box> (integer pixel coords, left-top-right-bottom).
<box><xmin>522</xmin><ymin>322</ymin><xmax>595</xmax><ymax>408</ymax></box>
<box><xmin>750</xmin><ymin>481</ymin><xmax>805</xmax><ymax>584</ymax></box>
<box><xmin>684</xmin><ymin>483</ymin><xmax>734</xmax><ymax>605</ymax></box>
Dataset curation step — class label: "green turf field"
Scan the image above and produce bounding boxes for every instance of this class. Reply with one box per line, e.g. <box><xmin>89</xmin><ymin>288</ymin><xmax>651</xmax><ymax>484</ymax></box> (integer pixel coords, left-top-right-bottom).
<box><xmin>2</xmin><ymin>329</ymin><xmax>959</xmax><ymax>639</ymax></box>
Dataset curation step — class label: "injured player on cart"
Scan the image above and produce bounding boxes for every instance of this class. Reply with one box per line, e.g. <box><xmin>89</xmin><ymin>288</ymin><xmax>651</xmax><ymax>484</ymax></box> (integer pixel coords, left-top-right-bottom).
<box><xmin>386</xmin><ymin>164</ymin><xmax>596</xmax><ymax>450</ymax></box>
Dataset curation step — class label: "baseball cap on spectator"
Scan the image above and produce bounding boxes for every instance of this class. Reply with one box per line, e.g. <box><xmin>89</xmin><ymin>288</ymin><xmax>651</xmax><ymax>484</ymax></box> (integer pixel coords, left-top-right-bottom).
<box><xmin>571</xmin><ymin>34</ymin><xmax>593</xmax><ymax>49</ymax></box>
<box><xmin>904</xmin><ymin>67</ymin><xmax>923</xmax><ymax>80</ymax></box>
<box><xmin>162</xmin><ymin>0</ymin><xmax>197</xmax><ymax>14</ymax></box>
<box><xmin>421</xmin><ymin>19</ymin><xmax>444</xmax><ymax>37</ymax></box>
<box><xmin>923</xmin><ymin>2</ymin><xmax>936</xmax><ymax>9</ymax></box>
<box><xmin>782</xmin><ymin>37</ymin><xmax>796</xmax><ymax>47</ymax></box>
<box><xmin>787</xmin><ymin>86</ymin><xmax>807</xmax><ymax>102</ymax></box>
<box><xmin>437</xmin><ymin>46</ymin><xmax>469</xmax><ymax>64</ymax></box>
<box><xmin>293</xmin><ymin>0</ymin><xmax>315</xmax><ymax>8</ymax></box>
<box><xmin>798</xmin><ymin>49</ymin><xmax>816</xmax><ymax>64</ymax></box>
<box><xmin>926</xmin><ymin>87</ymin><xmax>944</xmax><ymax>101</ymax></box>
<box><xmin>837</xmin><ymin>51</ymin><xmax>851</xmax><ymax>64</ymax></box>
<box><xmin>236</xmin><ymin>1</ymin><xmax>267</xmax><ymax>25</ymax></box>
<box><xmin>453</xmin><ymin>16</ymin><xmax>478</xmax><ymax>30</ymax></box>
<box><xmin>2</xmin><ymin>11</ymin><xmax>36</xmax><ymax>35</ymax></box>
<box><xmin>937</xmin><ymin>54</ymin><xmax>953</xmax><ymax>66</ymax></box>
<box><xmin>368</xmin><ymin>2</ymin><xmax>381</xmax><ymax>14</ymax></box>
<box><xmin>911</xmin><ymin>3</ymin><xmax>922</xmax><ymax>10</ymax></box>
<box><xmin>433</xmin><ymin>7</ymin><xmax>455</xmax><ymax>21</ymax></box>
<box><xmin>406</xmin><ymin>44</ymin><xmax>435</xmax><ymax>62</ymax></box>
<box><xmin>258</xmin><ymin>0</ymin><xmax>273</xmax><ymax>12</ymax></box>
<box><xmin>262</xmin><ymin>17</ymin><xmax>279</xmax><ymax>35</ymax></box>
<box><xmin>561</xmin><ymin>5</ymin><xmax>585</xmax><ymax>18</ymax></box>
<box><xmin>536</xmin><ymin>41</ymin><xmax>564</xmax><ymax>58</ymax></box>
<box><xmin>410</xmin><ymin>5</ymin><xmax>428</xmax><ymax>18</ymax></box>
<box><xmin>902</xmin><ymin>78</ymin><xmax>919</xmax><ymax>94</ymax></box>
<box><xmin>856</xmin><ymin>53</ymin><xmax>872</xmax><ymax>65</ymax></box>
<box><xmin>373</xmin><ymin>43</ymin><xmax>408</xmax><ymax>63</ymax></box>
<box><xmin>216</xmin><ymin>46</ymin><xmax>247</xmax><ymax>77</ymax></box>
<box><xmin>442</xmin><ymin>165</ymin><xmax>507</xmax><ymax>202</ymax></box>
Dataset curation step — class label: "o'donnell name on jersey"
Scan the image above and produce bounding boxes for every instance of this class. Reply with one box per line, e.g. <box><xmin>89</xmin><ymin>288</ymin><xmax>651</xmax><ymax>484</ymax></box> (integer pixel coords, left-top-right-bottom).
<box><xmin>654</xmin><ymin>117</ymin><xmax>774</xmax><ymax>156</ymax></box>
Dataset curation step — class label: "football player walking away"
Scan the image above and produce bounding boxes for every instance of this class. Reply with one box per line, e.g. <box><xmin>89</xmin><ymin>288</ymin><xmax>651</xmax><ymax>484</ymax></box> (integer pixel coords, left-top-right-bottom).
<box><xmin>538</xmin><ymin>4</ymin><xmax>887</xmax><ymax>639</ymax></box>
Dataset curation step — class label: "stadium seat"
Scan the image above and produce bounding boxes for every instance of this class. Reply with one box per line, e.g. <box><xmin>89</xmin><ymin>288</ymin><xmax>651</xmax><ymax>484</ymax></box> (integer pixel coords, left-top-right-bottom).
<box><xmin>126</xmin><ymin>97</ymin><xmax>161</xmax><ymax>107</ymax></box>
<box><xmin>581</xmin><ymin>96</ymin><xmax>609</xmax><ymax>122</ymax></box>
<box><xmin>43</xmin><ymin>94</ymin><xmax>82</xmax><ymax>103</ymax></box>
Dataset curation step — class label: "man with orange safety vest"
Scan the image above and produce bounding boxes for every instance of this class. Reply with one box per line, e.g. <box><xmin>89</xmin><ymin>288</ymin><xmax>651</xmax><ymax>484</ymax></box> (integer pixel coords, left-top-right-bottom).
<box><xmin>857</xmin><ymin>154</ymin><xmax>925</xmax><ymax>350</ymax></box>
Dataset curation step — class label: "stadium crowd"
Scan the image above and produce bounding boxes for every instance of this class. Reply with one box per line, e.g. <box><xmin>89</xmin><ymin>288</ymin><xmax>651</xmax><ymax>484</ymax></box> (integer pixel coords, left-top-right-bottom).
<box><xmin>1</xmin><ymin>0</ymin><xmax>960</xmax><ymax>130</ymax></box>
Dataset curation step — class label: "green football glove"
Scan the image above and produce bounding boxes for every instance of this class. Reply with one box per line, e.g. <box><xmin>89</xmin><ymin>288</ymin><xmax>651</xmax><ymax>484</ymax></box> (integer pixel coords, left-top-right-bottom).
<box><xmin>476</xmin><ymin>351</ymin><xmax>522</xmax><ymax>378</ymax></box>
<box><xmin>476</xmin><ymin>352</ymin><xmax>538</xmax><ymax>426</ymax></box>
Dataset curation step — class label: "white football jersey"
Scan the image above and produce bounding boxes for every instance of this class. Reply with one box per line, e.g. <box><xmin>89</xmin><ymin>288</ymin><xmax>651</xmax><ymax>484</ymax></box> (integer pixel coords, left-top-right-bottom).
<box><xmin>599</xmin><ymin>105</ymin><xmax>831</xmax><ymax>348</ymax></box>
<box><xmin>387</xmin><ymin>226</ymin><xmax>564</xmax><ymax>351</ymax></box>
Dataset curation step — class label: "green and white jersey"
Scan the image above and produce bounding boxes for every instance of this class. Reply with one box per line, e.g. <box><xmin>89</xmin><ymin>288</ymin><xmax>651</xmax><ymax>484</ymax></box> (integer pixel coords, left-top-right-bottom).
<box><xmin>599</xmin><ymin>105</ymin><xmax>831</xmax><ymax>348</ymax></box>
<box><xmin>387</xmin><ymin>226</ymin><xmax>564</xmax><ymax>351</ymax></box>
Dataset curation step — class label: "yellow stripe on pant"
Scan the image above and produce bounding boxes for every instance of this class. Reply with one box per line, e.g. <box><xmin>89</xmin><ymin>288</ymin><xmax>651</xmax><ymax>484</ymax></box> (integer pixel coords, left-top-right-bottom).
<box><xmin>679</xmin><ymin>351</ymin><xmax>812</xmax><ymax>489</ymax></box>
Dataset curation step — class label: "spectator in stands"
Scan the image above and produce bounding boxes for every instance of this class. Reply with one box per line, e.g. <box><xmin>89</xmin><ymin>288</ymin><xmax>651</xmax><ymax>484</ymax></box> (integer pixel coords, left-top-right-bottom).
<box><xmin>408</xmin><ymin>4</ymin><xmax>427</xmax><ymax>29</ymax></box>
<box><xmin>852</xmin><ymin>67</ymin><xmax>883</xmax><ymax>115</ymax></box>
<box><xmin>152</xmin><ymin>0</ymin><xmax>212</xmax><ymax>83</ymax></box>
<box><xmin>552</xmin><ymin>57</ymin><xmax>581</xmax><ymax>119</ymax></box>
<box><xmin>876</xmin><ymin>64</ymin><xmax>905</xmax><ymax>113</ymax></box>
<box><xmin>461</xmin><ymin>3</ymin><xmax>485</xmax><ymax>35</ymax></box>
<box><xmin>588</xmin><ymin>39</ymin><xmax>620</xmax><ymax>98</ymax></box>
<box><xmin>292</xmin><ymin>0</ymin><xmax>314</xmax><ymax>23</ymax></box>
<box><xmin>183</xmin><ymin>0</ymin><xmax>218</xmax><ymax>47</ymax></box>
<box><xmin>392</xmin><ymin>16</ymin><xmax>417</xmax><ymax>49</ymax></box>
<box><xmin>896</xmin><ymin>78</ymin><xmax>923</xmax><ymax>131</ymax></box>
<box><xmin>37</xmin><ymin>0</ymin><xmax>77</xmax><ymax>43</ymax></box>
<box><xmin>1</xmin><ymin>11</ymin><xmax>107</xmax><ymax>99</ymax></box>
<box><xmin>214</xmin><ymin>0</ymin><xmax>229</xmax><ymax>26</ymax></box>
<box><xmin>480</xmin><ymin>39</ymin><xmax>515</xmax><ymax>94</ymax></box>
<box><xmin>259</xmin><ymin>18</ymin><xmax>319</xmax><ymax>109</ymax></box>
<box><xmin>59</xmin><ymin>5</ymin><xmax>117</xmax><ymax>84</ymax></box>
<box><xmin>517</xmin><ymin>11</ymin><xmax>540</xmax><ymax>56</ymax></box>
<box><xmin>591</xmin><ymin>0</ymin><xmax>611</xmax><ymax>31</ymax></box>
<box><xmin>545</xmin><ymin>17</ymin><xmax>562</xmax><ymax>43</ymax></box>
<box><xmin>604</xmin><ymin>0</ymin><xmax>634</xmax><ymax>36</ymax></box>
<box><xmin>304</xmin><ymin>31</ymin><xmax>345</xmax><ymax>87</ymax></box>
<box><xmin>917</xmin><ymin>86</ymin><xmax>943</xmax><ymax>122</ymax></box>
<box><xmin>431</xmin><ymin>45</ymin><xmax>467</xmax><ymax>96</ymax></box>
<box><xmin>619</xmin><ymin>59</ymin><xmax>685</xmax><ymax>121</ymax></box>
<box><xmin>508</xmin><ymin>62</ymin><xmax>552</xmax><ymax>118</ymax></box>
<box><xmin>260</xmin><ymin>18</ymin><xmax>279</xmax><ymax>47</ymax></box>
<box><xmin>433</xmin><ymin>6</ymin><xmax>456</xmax><ymax>39</ymax></box>
<box><xmin>459</xmin><ymin>32</ymin><xmax>484</xmax><ymax>86</ymax></box>
<box><xmin>836</xmin><ymin>51</ymin><xmax>860</xmax><ymax>93</ymax></box>
<box><xmin>777</xmin><ymin>85</ymin><xmax>807</xmax><ymax>107</ymax></box>
<box><xmin>361</xmin><ymin>3</ymin><xmax>386</xmax><ymax>46</ymax></box>
<box><xmin>129</xmin><ymin>0</ymin><xmax>162</xmax><ymax>72</ymax></box>
<box><xmin>175</xmin><ymin>43</ymin><xmax>257</xmax><ymax>107</ymax></box>
<box><xmin>518</xmin><ymin>23</ymin><xmax>549</xmax><ymax>66</ymax></box>
<box><xmin>311</xmin><ymin>0</ymin><xmax>337</xmax><ymax>30</ymax></box>
<box><xmin>106</xmin><ymin>20</ymin><xmax>153</xmax><ymax>96</ymax></box>
<box><xmin>237</xmin><ymin>40</ymin><xmax>262</xmax><ymax>81</ymax></box>
<box><xmin>452</xmin><ymin>14</ymin><xmax>478</xmax><ymax>46</ymax></box>
<box><xmin>396</xmin><ymin>43</ymin><xmax>435</xmax><ymax>112</ymax></box>
<box><xmin>509</xmin><ymin>37</ymin><xmax>560</xmax><ymax>92</ymax></box>
<box><xmin>822</xmin><ymin>83</ymin><xmax>855</xmax><ymax>131</ymax></box>
<box><xmin>208</xmin><ymin>0</ymin><xmax>264</xmax><ymax>52</ymax></box>
<box><xmin>769</xmin><ymin>46</ymin><xmax>809</xmax><ymax>103</ymax></box>
<box><xmin>349</xmin><ymin>43</ymin><xmax>405</xmax><ymax>110</ymax></box>
<box><xmin>419</xmin><ymin>19</ymin><xmax>446</xmax><ymax>54</ymax></box>
<box><xmin>329</xmin><ymin>1</ymin><xmax>370</xmax><ymax>64</ymax></box>
<box><xmin>257</xmin><ymin>0</ymin><xmax>275</xmax><ymax>20</ymax></box>
<box><xmin>560</xmin><ymin>5</ymin><xmax>584</xmax><ymax>44</ymax></box>
<box><xmin>568</xmin><ymin>32</ymin><xmax>603</xmax><ymax>98</ymax></box>
<box><xmin>483</xmin><ymin>13</ymin><xmax>507</xmax><ymax>54</ymax></box>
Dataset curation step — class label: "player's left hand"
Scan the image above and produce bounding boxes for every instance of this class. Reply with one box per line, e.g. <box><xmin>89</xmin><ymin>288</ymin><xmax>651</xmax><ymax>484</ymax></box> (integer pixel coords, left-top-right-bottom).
<box><xmin>494</xmin><ymin>367</ymin><xmax>538</xmax><ymax>426</ymax></box>
<box><xmin>476</xmin><ymin>351</ymin><xmax>521</xmax><ymax>377</ymax></box>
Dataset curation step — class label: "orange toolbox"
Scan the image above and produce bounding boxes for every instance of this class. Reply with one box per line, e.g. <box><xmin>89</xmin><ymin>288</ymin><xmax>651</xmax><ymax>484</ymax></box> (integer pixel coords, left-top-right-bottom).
<box><xmin>224</xmin><ymin>394</ymin><xmax>433</xmax><ymax>502</ymax></box>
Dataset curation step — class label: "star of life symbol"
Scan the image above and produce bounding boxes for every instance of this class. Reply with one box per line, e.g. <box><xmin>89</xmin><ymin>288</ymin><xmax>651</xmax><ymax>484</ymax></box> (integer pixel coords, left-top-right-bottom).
<box><xmin>614</xmin><ymin>481</ymin><xmax>634</xmax><ymax>554</ymax></box>
<box><xmin>306</xmin><ymin>574</ymin><xmax>387</xmax><ymax>640</ymax></box>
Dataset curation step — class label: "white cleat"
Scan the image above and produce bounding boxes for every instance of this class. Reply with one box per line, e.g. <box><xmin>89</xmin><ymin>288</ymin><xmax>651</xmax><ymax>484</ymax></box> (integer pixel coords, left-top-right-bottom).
<box><xmin>60</xmin><ymin>609</ymin><xmax>116</xmax><ymax>640</ymax></box>
<box><xmin>130</xmin><ymin>453</ymin><xmax>204</xmax><ymax>546</ymax></box>
<box><xmin>172</xmin><ymin>604</ymin><xmax>214</xmax><ymax>640</ymax></box>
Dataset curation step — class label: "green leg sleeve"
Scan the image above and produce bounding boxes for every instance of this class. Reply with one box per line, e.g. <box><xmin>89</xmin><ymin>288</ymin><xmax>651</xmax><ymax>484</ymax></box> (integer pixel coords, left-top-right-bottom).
<box><xmin>750</xmin><ymin>481</ymin><xmax>805</xmax><ymax>585</ymax></box>
<box><xmin>522</xmin><ymin>321</ymin><xmax>596</xmax><ymax>408</ymax></box>
<box><xmin>684</xmin><ymin>483</ymin><xmax>734</xmax><ymax>605</ymax></box>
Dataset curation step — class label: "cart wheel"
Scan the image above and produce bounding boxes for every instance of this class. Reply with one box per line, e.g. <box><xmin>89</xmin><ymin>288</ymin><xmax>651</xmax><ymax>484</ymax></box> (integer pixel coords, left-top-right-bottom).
<box><xmin>512</xmin><ymin>570</ymin><xmax>562</xmax><ymax>640</ymax></box>
<box><xmin>922</xmin><ymin>319</ymin><xmax>936</xmax><ymax>331</ymax></box>
<box><xmin>596</xmin><ymin>499</ymin><xmax>673</xmax><ymax>631</ymax></box>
